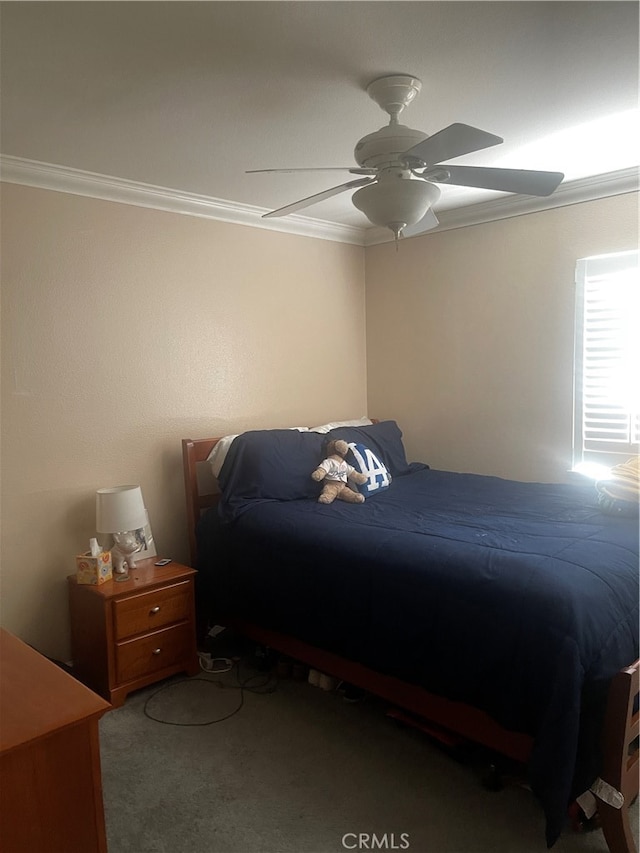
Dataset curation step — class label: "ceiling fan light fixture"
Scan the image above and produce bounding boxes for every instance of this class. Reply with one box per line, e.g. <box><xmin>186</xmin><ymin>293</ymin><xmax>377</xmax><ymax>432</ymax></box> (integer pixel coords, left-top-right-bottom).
<box><xmin>352</xmin><ymin>178</ymin><xmax>440</xmax><ymax>237</ymax></box>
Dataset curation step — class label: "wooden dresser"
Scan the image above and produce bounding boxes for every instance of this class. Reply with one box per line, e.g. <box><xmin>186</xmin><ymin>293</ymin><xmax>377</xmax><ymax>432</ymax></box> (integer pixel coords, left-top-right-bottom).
<box><xmin>68</xmin><ymin>558</ymin><xmax>199</xmax><ymax>707</ymax></box>
<box><xmin>0</xmin><ymin>628</ymin><xmax>110</xmax><ymax>853</ymax></box>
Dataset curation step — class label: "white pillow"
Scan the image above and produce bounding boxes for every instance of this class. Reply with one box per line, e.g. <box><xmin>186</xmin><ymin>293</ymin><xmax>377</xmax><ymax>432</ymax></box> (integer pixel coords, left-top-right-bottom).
<box><xmin>207</xmin><ymin>434</ymin><xmax>239</xmax><ymax>477</ymax></box>
<box><xmin>308</xmin><ymin>417</ymin><xmax>372</xmax><ymax>434</ymax></box>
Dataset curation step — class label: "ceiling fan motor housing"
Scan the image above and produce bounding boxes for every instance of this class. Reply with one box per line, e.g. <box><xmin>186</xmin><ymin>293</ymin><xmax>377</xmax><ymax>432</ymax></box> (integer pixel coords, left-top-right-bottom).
<box><xmin>354</xmin><ymin>124</ymin><xmax>429</xmax><ymax>169</ymax></box>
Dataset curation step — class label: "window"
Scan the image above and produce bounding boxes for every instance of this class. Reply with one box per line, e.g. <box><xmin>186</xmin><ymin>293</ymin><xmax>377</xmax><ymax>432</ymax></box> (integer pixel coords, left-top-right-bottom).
<box><xmin>573</xmin><ymin>250</ymin><xmax>639</xmax><ymax>475</ymax></box>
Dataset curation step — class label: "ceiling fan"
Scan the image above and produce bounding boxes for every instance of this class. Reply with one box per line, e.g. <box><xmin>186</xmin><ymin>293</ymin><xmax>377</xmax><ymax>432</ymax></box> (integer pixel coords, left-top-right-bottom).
<box><xmin>248</xmin><ymin>75</ymin><xmax>565</xmax><ymax>239</ymax></box>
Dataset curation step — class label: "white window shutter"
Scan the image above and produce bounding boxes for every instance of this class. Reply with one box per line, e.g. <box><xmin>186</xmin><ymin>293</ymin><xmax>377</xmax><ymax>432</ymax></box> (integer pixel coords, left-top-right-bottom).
<box><xmin>574</xmin><ymin>251</ymin><xmax>639</xmax><ymax>470</ymax></box>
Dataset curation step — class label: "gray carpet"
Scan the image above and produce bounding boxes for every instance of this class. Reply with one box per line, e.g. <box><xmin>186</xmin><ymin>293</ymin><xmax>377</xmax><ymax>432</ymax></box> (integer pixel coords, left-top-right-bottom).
<box><xmin>99</xmin><ymin>661</ymin><xmax>639</xmax><ymax>853</ymax></box>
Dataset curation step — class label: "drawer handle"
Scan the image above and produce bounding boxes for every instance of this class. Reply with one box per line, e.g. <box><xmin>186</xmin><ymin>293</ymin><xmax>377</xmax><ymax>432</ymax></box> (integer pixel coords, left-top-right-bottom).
<box><xmin>152</xmin><ymin>648</ymin><xmax>162</xmax><ymax>655</ymax></box>
<box><xmin>150</xmin><ymin>606</ymin><xmax>161</xmax><ymax>614</ymax></box>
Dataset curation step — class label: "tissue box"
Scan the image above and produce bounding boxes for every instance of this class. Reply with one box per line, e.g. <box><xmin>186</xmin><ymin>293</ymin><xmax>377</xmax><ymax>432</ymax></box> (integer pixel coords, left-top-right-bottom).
<box><xmin>76</xmin><ymin>551</ymin><xmax>112</xmax><ymax>585</ymax></box>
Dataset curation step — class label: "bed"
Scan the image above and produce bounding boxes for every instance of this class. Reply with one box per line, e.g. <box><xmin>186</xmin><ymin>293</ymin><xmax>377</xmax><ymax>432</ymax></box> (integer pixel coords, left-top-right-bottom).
<box><xmin>182</xmin><ymin>420</ymin><xmax>639</xmax><ymax>852</ymax></box>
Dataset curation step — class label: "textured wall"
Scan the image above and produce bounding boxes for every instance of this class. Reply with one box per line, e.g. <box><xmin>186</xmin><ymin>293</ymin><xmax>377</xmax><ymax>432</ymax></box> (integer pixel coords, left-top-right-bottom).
<box><xmin>366</xmin><ymin>192</ymin><xmax>639</xmax><ymax>482</ymax></box>
<box><xmin>0</xmin><ymin>184</ymin><xmax>366</xmax><ymax>659</ymax></box>
<box><xmin>3</xmin><ymin>182</ymin><xmax>637</xmax><ymax>660</ymax></box>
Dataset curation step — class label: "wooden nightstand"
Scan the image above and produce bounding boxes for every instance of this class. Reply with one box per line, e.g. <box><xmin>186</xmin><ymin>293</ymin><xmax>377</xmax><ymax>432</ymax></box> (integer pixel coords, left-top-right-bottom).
<box><xmin>68</xmin><ymin>558</ymin><xmax>200</xmax><ymax>707</ymax></box>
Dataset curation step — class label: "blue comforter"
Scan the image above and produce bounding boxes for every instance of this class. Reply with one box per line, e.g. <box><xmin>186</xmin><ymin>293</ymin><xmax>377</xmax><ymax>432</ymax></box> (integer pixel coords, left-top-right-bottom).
<box><xmin>196</xmin><ymin>466</ymin><xmax>639</xmax><ymax>846</ymax></box>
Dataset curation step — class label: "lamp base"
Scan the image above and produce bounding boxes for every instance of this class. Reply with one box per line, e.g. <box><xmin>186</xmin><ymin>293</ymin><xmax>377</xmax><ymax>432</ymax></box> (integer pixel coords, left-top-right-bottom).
<box><xmin>111</xmin><ymin>531</ymin><xmax>142</xmax><ymax>580</ymax></box>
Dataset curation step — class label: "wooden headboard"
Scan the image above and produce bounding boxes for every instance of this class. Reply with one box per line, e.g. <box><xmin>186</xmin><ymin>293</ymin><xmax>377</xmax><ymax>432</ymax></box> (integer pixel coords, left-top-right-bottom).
<box><xmin>182</xmin><ymin>437</ymin><xmax>222</xmax><ymax>568</ymax></box>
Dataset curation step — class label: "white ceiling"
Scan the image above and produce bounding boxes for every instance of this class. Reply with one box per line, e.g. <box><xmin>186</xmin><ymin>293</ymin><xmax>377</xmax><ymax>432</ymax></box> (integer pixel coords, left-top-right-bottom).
<box><xmin>1</xmin><ymin>1</ymin><xmax>638</xmax><ymax>230</ymax></box>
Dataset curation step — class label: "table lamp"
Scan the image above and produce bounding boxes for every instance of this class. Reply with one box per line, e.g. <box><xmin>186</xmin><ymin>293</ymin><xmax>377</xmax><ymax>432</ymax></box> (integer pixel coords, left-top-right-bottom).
<box><xmin>96</xmin><ymin>485</ymin><xmax>148</xmax><ymax>581</ymax></box>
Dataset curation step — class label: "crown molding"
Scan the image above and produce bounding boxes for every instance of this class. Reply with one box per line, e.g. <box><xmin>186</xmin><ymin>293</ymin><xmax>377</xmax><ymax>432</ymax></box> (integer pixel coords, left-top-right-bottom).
<box><xmin>0</xmin><ymin>154</ymin><xmax>365</xmax><ymax>246</ymax></box>
<box><xmin>1</xmin><ymin>154</ymin><xmax>637</xmax><ymax>248</ymax></box>
<box><xmin>364</xmin><ymin>166</ymin><xmax>640</xmax><ymax>245</ymax></box>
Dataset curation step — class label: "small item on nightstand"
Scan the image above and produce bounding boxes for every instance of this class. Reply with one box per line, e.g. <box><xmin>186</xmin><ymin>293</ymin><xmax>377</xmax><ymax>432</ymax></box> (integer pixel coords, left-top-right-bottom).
<box><xmin>111</xmin><ymin>531</ymin><xmax>142</xmax><ymax>581</ymax></box>
<box><xmin>95</xmin><ymin>485</ymin><xmax>148</xmax><ymax>581</ymax></box>
<box><xmin>76</xmin><ymin>543</ymin><xmax>112</xmax><ymax>585</ymax></box>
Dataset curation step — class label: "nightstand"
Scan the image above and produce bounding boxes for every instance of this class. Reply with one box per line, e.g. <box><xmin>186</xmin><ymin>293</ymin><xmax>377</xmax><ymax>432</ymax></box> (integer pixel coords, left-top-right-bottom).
<box><xmin>68</xmin><ymin>558</ymin><xmax>200</xmax><ymax>707</ymax></box>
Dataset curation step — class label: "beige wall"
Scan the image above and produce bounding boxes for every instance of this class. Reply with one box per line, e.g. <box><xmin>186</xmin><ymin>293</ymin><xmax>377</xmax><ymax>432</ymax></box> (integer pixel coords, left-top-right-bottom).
<box><xmin>2</xmin><ymin>184</ymin><xmax>638</xmax><ymax>659</ymax></box>
<box><xmin>1</xmin><ymin>184</ymin><xmax>367</xmax><ymax>659</ymax></box>
<box><xmin>366</xmin><ymin>192</ymin><xmax>639</xmax><ymax>482</ymax></box>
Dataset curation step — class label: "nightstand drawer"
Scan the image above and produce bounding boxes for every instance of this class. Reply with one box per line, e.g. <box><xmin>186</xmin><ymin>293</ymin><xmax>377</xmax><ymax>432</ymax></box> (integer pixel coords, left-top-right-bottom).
<box><xmin>114</xmin><ymin>581</ymin><xmax>191</xmax><ymax>640</ymax></box>
<box><xmin>116</xmin><ymin>623</ymin><xmax>192</xmax><ymax>684</ymax></box>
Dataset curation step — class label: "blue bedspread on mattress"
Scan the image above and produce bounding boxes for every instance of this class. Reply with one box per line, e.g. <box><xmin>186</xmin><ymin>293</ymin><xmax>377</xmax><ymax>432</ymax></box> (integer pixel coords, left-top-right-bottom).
<box><xmin>196</xmin><ymin>466</ymin><xmax>639</xmax><ymax>846</ymax></box>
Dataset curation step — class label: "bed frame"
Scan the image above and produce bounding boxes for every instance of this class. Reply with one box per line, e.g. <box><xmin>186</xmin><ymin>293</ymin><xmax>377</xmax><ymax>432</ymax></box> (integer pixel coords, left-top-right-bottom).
<box><xmin>182</xmin><ymin>436</ymin><xmax>638</xmax><ymax>853</ymax></box>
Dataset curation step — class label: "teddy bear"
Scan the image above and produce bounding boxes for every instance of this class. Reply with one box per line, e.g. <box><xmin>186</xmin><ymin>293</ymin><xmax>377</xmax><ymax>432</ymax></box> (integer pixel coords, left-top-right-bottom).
<box><xmin>311</xmin><ymin>439</ymin><xmax>368</xmax><ymax>504</ymax></box>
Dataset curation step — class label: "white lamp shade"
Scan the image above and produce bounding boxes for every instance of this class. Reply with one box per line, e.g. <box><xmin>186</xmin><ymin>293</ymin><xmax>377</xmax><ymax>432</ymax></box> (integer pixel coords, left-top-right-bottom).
<box><xmin>96</xmin><ymin>485</ymin><xmax>148</xmax><ymax>534</ymax></box>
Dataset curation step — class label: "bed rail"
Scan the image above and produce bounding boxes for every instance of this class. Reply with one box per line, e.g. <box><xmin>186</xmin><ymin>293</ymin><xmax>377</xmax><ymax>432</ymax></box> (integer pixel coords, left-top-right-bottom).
<box><xmin>599</xmin><ymin>660</ymin><xmax>639</xmax><ymax>853</ymax></box>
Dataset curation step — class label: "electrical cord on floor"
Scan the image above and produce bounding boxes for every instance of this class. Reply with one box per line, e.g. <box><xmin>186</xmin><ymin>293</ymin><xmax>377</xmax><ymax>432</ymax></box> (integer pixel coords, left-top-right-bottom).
<box><xmin>142</xmin><ymin>659</ymin><xmax>279</xmax><ymax>726</ymax></box>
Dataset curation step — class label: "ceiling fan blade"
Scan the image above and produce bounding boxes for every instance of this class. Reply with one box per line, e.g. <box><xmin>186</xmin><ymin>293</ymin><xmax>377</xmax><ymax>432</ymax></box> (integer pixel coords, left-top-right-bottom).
<box><xmin>262</xmin><ymin>177</ymin><xmax>376</xmax><ymax>218</ymax></box>
<box><xmin>431</xmin><ymin>164</ymin><xmax>564</xmax><ymax>196</ymax></box>
<box><xmin>401</xmin><ymin>207</ymin><xmax>440</xmax><ymax>238</ymax></box>
<box><xmin>248</xmin><ymin>167</ymin><xmax>376</xmax><ymax>175</ymax></box>
<box><xmin>403</xmin><ymin>123</ymin><xmax>503</xmax><ymax>167</ymax></box>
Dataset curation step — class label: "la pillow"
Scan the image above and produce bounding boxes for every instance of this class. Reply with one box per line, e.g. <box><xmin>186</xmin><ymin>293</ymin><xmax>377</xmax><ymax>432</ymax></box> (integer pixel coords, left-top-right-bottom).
<box><xmin>345</xmin><ymin>442</ymin><xmax>391</xmax><ymax>497</ymax></box>
<box><xmin>327</xmin><ymin>420</ymin><xmax>426</xmax><ymax>478</ymax></box>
